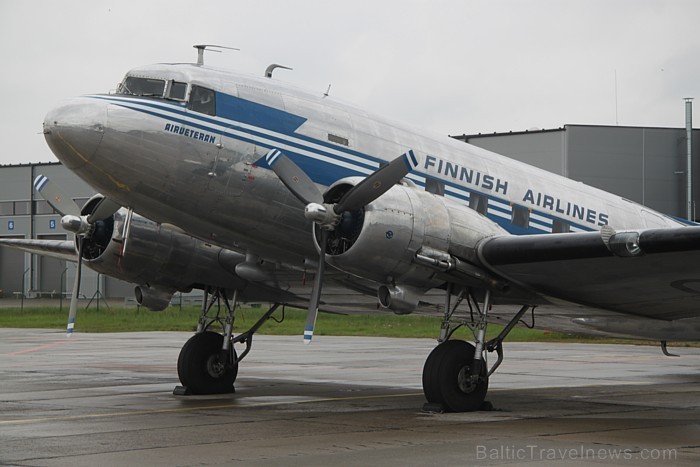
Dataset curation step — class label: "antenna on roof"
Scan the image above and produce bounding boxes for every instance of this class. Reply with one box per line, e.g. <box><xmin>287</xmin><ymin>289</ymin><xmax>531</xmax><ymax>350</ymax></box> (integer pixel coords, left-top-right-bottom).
<box><xmin>193</xmin><ymin>44</ymin><xmax>240</xmax><ymax>66</ymax></box>
<box><xmin>265</xmin><ymin>64</ymin><xmax>293</xmax><ymax>78</ymax></box>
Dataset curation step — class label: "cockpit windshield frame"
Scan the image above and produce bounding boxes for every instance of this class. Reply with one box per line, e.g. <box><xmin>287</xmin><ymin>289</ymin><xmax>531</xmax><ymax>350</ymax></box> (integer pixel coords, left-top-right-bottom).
<box><xmin>117</xmin><ymin>76</ymin><xmax>189</xmax><ymax>102</ymax></box>
<box><xmin>115</xmin><ymin>74</ymin><xmax>217</xmax><ymax>115</ymax></box>
<box><xmin>167</xmin><ymin>81</ymin><xmax>188</xmax><ymax>101</ymax></box>
<box><xmin>117</xmin><ymin>76</ymin><xmax>166</xmax><ymax>98</ymax></box>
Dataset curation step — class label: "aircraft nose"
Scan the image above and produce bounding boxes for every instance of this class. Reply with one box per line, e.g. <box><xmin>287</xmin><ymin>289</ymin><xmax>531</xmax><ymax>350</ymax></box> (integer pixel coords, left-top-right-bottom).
<box><xmin>43</xmin><ymin>97</ymin><xmax>106</xmax><ymax>169</ymax></box>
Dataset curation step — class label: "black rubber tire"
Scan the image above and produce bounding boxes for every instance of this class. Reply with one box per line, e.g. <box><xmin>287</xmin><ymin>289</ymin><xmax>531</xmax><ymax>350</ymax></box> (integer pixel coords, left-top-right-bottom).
<box><xmin>177</xmin><ymin>332</ymin><xmax>238</xmax><ymax>395</ymax></box>
<box><xmin>422</xmin><ymin>340</ymin><xmax>488</xmax><ymax>412</ymax></box>
<box><xmin>422</xmin><ymin>341</ymin><xmax>451</xmax><ymax>403</ymax></box>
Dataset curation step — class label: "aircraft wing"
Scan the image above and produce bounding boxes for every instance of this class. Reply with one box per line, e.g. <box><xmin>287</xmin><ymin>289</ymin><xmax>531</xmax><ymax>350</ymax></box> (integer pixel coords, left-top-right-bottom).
<box><xmin>0</xmin><ymin>238</ymin><xmax>77</xmax><ymax>262</ymax></box>
<box><xmin>476</xmin><ymin>226</ymin><xmax>700</xmax><ymax>321</ymax></box>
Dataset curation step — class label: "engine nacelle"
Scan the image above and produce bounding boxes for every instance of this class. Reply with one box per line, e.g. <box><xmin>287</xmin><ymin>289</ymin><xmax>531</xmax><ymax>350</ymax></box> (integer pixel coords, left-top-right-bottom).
<box><xmin>321</xmin><ymin>179</ymin><xmax>508</xmax><ymax>293</ymax></box>
<box><xmin>76</xmin><ymin>197</ymin><xmax>250</xmax><ymax>309</ymax></box>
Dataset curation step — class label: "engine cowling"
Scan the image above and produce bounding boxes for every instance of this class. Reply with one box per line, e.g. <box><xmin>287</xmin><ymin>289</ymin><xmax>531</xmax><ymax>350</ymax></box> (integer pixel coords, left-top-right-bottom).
<box><xmin>318</xmin><ymin>179</ymin><xmax>508</xmax><ymax>311</ymax></box>
<box><xmin>76</xmin><ymin>197</ymin><xmax>249</xmax><ymax>309</ymax></box>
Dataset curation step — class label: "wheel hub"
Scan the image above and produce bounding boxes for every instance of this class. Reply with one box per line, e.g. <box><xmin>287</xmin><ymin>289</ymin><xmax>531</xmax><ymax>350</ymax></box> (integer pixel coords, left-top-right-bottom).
<box><xmin>206</xmin><ymin>354</ymin><xmax>227</xmax><ymax>378</ymax></box>
<box><xmin>457</xmin><ymin>366</ymin><xmax>478</xmax><ymax>394</ymax></box>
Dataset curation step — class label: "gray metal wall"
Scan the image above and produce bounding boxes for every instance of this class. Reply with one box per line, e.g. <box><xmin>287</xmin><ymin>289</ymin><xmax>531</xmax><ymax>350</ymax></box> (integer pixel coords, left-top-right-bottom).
<box><xmin>459</xmin><ymin>125</ymin><xmax>699</xmax><ymax>220</ymax></box>
<box><xmin>0</xmin><ymin>163</ymin><xmax>133</xmax><ymax>299</ymax></box>
<box><xmin>459</xmin><ymin>130</ymin><xmax>566</xmax><ymax>175</ymax></box>
<box><xmin>0</xmin><ymin>236</ymin><xmax>24</xmax><ymax>297</ymax></box>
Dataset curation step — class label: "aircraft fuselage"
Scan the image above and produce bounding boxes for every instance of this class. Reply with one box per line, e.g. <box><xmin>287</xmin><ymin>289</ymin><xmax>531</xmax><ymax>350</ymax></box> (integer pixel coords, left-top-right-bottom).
<box><xmin>43</xmin><ymin>63</ymin><xmax>683</xmax><ymax>272</ymax></box>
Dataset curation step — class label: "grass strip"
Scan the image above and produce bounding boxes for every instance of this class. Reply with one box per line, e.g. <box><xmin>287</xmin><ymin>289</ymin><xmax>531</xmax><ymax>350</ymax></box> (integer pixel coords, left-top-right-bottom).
<box><xmin>2</xmin><ymin>305</ymin><xmax>696</xmax><ymax>346</ymax></box>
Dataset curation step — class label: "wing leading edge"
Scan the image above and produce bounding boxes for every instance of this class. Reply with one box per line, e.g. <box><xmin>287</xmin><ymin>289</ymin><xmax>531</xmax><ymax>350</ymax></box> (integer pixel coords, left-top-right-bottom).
<box><xmin>477</xmin><ymin>226</ymin><xmax>700</xmax><ymax>321</ymax></box>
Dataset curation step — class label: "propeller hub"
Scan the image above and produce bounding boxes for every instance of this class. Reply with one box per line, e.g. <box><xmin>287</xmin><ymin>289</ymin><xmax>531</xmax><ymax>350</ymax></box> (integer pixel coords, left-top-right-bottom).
<box><xmin>304</xmin><ymin>203</ymin><xmax>339</xmax><ymax>227</ymax></box>
<box><xmin>61</xmin><ymin>215</ymin><xmax>91</xmax><ymax>235</ymax></box>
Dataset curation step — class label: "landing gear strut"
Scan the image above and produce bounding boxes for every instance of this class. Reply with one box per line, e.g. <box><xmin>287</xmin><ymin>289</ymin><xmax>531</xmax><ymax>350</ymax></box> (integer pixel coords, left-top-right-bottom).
<box><xmin>175</xmin><ymin>287</ymin><xmax>282</xmax><ymax>395</ymax></box>
<box><xmin>422</xmin><ymin>286</ymin><xmax>533</xmax><ymax>412</ymax></box>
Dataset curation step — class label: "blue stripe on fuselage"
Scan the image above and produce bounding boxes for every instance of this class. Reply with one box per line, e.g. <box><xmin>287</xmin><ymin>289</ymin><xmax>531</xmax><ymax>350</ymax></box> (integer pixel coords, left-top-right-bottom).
<box><xmin>91</xmin><ymin>94</ymin><xmax>594</xmax><ymax>235</ymax></box>
<box><xmin>216</xmin><ymin>93</ymin><xmax>307</xmax><ymax>135</ymax></box>
<box><xmin>96</xmin><ymin>95</ymin><xmax>380</xmax><ymax>176</ymax></box>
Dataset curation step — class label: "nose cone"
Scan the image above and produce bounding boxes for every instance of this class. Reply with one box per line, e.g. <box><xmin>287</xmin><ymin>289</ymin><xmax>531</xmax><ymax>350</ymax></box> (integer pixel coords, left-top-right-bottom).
<box><xmin>43</xmin><ymin>97</ymin><xmax>106</xmax><ymax>169</ymax></box>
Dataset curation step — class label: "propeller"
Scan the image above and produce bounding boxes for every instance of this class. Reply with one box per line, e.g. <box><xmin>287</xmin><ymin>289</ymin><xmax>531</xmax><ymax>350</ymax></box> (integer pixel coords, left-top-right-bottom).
<box><xmin>33</xmin><ymin>175</ymin><xmax>82</xmax><ymax>218</ymax></box>
<box><xmin>67</xmin><ymin>237</ymin><xmax>84</xmax><ymax>336</ymax></box>
<box><xmin>264</xmin><ymin>149</ymin><xmax>419</xmax><ymax>343</ymax></box>
<box><xmin>33</xmin><ymin>175</ymin><xmax>121</xmax><ymax>336</ymax></box>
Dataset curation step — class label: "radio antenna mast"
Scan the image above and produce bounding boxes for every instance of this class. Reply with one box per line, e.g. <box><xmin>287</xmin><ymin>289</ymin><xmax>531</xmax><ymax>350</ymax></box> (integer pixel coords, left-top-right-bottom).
<box><xmin>193</xmin><ymin>45</ymin><xmax>239</xmax><ymax>66</ymax></box>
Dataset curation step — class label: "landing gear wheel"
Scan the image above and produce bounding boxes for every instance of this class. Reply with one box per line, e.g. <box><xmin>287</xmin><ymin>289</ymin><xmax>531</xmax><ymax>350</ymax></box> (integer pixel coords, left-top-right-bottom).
<box><xmin>422</xmin><ymin>339</ymin><xmax>452</xmax><ymax>403</ymax></box>
<box><xmin>422</xmin><ymin>340</ymin><xmax>488</xmax><ymax>412</ymax></box>
<box><xmin>177</xmin><ymin>331</ymin><xmax>238</xmax><ymax>395</ymax></box>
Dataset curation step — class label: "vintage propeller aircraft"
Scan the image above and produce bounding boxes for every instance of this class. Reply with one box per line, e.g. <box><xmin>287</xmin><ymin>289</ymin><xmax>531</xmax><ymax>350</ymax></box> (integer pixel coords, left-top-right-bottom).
<box><xmin>3</xmin><ymin>45</ymin><xmax>700</xmax><ymax>412</ymax></box>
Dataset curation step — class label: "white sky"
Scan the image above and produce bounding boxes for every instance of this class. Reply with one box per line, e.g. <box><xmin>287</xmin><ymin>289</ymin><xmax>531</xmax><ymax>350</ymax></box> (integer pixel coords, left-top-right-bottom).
<box><xmin>1</xmin><ymin>0</ymin><xmax>699</xmax><ymax>165</ymax></box>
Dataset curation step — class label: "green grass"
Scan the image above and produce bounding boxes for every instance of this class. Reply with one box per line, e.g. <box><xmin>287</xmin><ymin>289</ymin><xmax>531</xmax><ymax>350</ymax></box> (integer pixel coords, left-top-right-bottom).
<box><xmin>0</xmin><ymin>304</ymin><xmax>678</xmax><ymax>345</ymax></box>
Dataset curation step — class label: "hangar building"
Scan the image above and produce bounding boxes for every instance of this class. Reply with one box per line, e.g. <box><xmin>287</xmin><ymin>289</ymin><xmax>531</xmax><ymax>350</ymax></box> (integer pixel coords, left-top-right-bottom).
<box><xmin>0</xmin><ymin>123</ymin><xmax>698</xmax><ymax>300</ymax></box>
<box><xmin>0</xmin><ymin>162</ymin><xmax>133</xmax><ymax>301</ymax></box>
<box><xmin>452</xmin><ymin>124</ymin><xmax>699</xmax><ymax>221</ymax></box>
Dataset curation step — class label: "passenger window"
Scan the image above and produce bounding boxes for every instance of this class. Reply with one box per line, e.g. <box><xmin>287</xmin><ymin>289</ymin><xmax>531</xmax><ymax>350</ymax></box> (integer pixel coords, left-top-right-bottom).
<box><xmin>188</xmin><ymin>85</ymin><xmax>216</xmax><ymax>116</ymax></box>
<box><xmin>552</xmin><ymin>219</ymin><xmax>571</xmax><ymax>233</ymax></box>
<box><xmin>169</xmin><ymin>81</ymin><xmax>187</xmax><ymax>100</ymax></box>
<box><xmin>425</xmin><ymin>178</ymin><xmax>445</xmax><ymax>196</ymax></box>
<box><xmin>469</xmin><ymin>193</ymin><xmax>488</xmax><ymax>215</ymax></box>
<box><xmin>511</xmin><ymin>204</ymin><xmax>530</xmax><ymax>228</ymax></box>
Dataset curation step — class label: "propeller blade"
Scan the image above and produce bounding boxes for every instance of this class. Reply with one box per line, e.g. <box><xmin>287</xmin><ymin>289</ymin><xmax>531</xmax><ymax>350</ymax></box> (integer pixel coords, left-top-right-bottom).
<box><xmin>335</xmin><ymin>150</ymin><xmax>419</xmax><ymax>213</ymax></box>
<box><xmin>304</xmin><ymin>229</ymin><xmax>329</xmax><ymax>344</ymax></box>
<box><xmin>87</xmin><ymin>197</ymin><xmax>121</xmax><ymax>223</ymax></box>
<box><xmin>33</xmin><ymin>174</ymin><xmax>82</xmax><ymax>217</ymax></box>
<box><xmin>265</xmin><ymin>148</ymin><xmax>419</xmax><ymax>344</ymax></box>
<box><xmin>265</xmin><ymin>149</ymin><xmax>324</xmax><ymax>205</ymax></box>
<box><xmin>66</xmin><ymin>237</ymin><xmax>84</xmax><ymax>337</ymax></box>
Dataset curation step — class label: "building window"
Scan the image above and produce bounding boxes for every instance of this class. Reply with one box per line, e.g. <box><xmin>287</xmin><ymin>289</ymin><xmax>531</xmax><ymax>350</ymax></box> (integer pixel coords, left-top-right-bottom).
<box><xmin>0</xmin><ymin>201</ymin><xmax>12</xmax><ymax>216</ymax></box>
<box><xmin>33</xmin><ymin>200</ymin><xmax>56</xmax><ymax>215</ymax></box>
<box><xmin>13</xmin><ymin>201</ymin><xmax>30</xmax><ymax>215</ymax></box>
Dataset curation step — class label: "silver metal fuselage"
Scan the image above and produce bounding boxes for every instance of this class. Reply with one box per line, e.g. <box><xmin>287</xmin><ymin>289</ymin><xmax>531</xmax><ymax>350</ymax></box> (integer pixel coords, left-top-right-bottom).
<box><xmin>43</xmin><ymin>63</ymin><xmax>683</xmax><ymax>287</ymax></box>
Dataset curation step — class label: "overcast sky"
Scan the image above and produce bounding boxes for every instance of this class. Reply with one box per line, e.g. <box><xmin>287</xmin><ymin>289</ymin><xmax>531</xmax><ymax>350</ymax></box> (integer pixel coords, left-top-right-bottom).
<box><xmin>1</xmin><ymin>0</ymin><xmax>699</xmax><ymax>165</ymax></box>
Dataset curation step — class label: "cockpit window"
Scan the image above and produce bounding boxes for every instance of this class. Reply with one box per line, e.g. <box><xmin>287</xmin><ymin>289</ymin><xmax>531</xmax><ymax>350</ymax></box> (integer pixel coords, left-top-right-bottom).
<box><xmin>117</xmin><ymin>77</ymin><xmax>166</xmax><ymax>97</ymax></box>
<box><xmin>188</xmin><ymin>85</ymin><xmax>216</xmax><ymax>116</ymax></box>
<box><xmin>169</xmin><ymin>81</ymin><xmax>187</xmax><ymax>100</ymax></box>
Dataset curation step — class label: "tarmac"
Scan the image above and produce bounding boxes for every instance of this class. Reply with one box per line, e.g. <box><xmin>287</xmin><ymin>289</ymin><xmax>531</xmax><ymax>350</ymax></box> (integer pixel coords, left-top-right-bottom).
<box><xmin>1</xmin><ymin>329</ymin><xmax>700</xmax><ymax>466</ymax></box>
